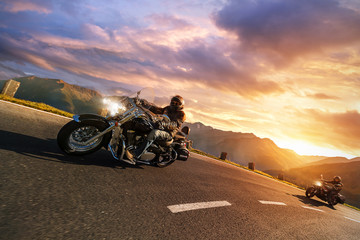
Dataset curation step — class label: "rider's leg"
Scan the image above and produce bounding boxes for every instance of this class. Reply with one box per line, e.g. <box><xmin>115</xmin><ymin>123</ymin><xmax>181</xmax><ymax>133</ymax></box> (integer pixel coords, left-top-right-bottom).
<box><xmin>127</xmin><ymin>129</ymin><xmax>171</xmax><ymax>160</ymax></box>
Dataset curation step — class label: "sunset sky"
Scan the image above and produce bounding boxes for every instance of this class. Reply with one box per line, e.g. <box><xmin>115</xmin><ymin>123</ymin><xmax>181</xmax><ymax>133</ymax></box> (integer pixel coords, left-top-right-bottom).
<box><xmin>1</xmin><ymin>0</ymin><xmax>360</xmax><ymax>158</ymax></box>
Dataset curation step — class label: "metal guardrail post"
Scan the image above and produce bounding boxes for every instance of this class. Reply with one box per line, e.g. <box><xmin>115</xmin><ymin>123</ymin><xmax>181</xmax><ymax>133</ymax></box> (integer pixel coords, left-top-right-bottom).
<box><xmin>220</xmin><ymin>152</ymin><xmax>227</xmax><ymax>160</ymax></box>
<box><xmin>248</xmin><ymin>162</ymin><xmax>255</xmax><ymax>170</ymax></box>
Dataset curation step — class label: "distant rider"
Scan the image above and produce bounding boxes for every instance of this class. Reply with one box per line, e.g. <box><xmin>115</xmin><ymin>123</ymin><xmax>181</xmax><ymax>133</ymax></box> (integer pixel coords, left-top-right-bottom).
<box><xmin>125</xmin><ymin>95</ymin><xmax>186</xmax><ymax>163</ymax></box>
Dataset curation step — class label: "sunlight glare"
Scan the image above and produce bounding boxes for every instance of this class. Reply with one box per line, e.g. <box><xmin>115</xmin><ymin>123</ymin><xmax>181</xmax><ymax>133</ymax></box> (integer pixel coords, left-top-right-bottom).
<box><xmin>275</xmin><ymin>139</ymin><xmax>356</xmax><ymax>158</ymax></box>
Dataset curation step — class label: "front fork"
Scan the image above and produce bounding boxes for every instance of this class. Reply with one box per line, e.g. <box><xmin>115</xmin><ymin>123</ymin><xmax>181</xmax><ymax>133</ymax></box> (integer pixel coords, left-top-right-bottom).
<box><xmin>108</xmin><ymin>133</ymin><xmax>126</xmax><ymax>161</ymax></box>
<box><xmin>74</xmin><ymin>109</ymin><xmax>137</xmax><ymax>146</ymax></box>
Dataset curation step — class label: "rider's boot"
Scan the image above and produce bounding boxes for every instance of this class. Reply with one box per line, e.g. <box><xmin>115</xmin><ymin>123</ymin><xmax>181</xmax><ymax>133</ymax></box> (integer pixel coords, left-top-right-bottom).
<box><xmin>124</xmin><ymin>146</ymin><xmax>136</xmax><ymax>164</ymax></box>
<box><xmin>125</xmin><ymin>140</ymin><xmax>153</xmax><ymax>162</ymax></box>
<box><xmin>123</xmin><ymin>149</ymin><xmax>136</xmax><ymax>165</ymax></box>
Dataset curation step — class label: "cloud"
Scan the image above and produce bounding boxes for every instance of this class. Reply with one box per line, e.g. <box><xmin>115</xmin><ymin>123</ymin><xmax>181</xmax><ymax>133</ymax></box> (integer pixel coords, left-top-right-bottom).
<box><xmin>306</xmin><ymin>93</ymin><xmax>340</xmax><ymax>100</ymax></box>
<box><xmin>1</xmin><ymin>0</ymin><xmax>52</xmax><ymax>14</ymax></box>
<box><xmin>296</xmin><ymin>109</ymin><xmax>360</xmax><ymax>154</ymax></box>
<box><xmin>0</xmin><ymin>63</ymin><xmax>26</xmax><ymax>79</ymax></box>
<box><xmin>82</xmin><ymin>24</ymin><xmax>111</xmax><ymax>41</ymax></box>
<box><xmin>213</xmin><ymin>0</ymin><xmax>360</xmax><ymax>65</ymax></box>
<box><xmin>147</xmin><ymin>14</ymin><xmax>193</xmax><ymax>30</ymax></box>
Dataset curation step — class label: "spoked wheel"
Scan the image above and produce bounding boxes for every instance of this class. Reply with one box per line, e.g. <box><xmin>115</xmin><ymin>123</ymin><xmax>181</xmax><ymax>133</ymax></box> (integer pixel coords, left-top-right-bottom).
<box><xmin>155</xmin><ymin>148</ymin><xmax>177</xmax><ymax>168</ymax></box>
<box><xmin>57</xmin><ymin>120</ymin><xmax>110</xmax><ymax>155</ymax></box>
<box><xmin>305</xmin><ymin>187</ymin><xmax>315</xmax><ymax>198</ymax></box>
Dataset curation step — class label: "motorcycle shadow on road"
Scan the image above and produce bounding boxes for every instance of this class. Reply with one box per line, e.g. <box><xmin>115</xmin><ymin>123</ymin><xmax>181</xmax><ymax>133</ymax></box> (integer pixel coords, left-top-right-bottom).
<box><xmin>0</xmin><ymin>130</ymin><xmax>142</xmax><ymax>169</ymax></box>
<box><xmin>292</xmin><ymin>194</ymin><xmax>335</xmax><ymax>209</ymax></box>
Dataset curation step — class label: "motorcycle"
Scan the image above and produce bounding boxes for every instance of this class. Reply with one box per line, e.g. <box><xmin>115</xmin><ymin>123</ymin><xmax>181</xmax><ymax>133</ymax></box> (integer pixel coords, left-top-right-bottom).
<box><xmin>57</xmin><ymin>89</ymin><xmax>187</xmax><ymax>167</ymax></box>
<box><xmin>305</xmin><ymin>175</ymin><xmax>345</xmax><ymax>207</ymax></box>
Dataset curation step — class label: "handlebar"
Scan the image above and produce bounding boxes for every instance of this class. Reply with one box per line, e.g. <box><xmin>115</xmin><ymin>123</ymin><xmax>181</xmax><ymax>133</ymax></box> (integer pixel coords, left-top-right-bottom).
<box><xmin>106</xmin><ymin>96</ymin><xmax>163</xmax><ymax>127</ymax></box>
<box><xmin>130</xmin><ymin>97</ymin><xmax>159</xmax><ymax>123</ymax></box>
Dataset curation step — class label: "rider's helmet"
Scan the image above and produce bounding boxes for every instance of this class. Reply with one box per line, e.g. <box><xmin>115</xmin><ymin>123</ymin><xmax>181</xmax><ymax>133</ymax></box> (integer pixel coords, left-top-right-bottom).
<box><xmin>333</xmin><ymin>176</ymin><xmax>342</xmax><ymax>183</ymax></box>
<box><xmin>170</xmin><ymin>95</ymin><xmax>185</xmax><ymax>110</ymax></box>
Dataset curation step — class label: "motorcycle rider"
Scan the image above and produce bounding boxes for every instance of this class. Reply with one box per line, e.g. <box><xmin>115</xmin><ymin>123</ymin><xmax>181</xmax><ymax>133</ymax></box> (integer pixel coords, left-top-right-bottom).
<box><xmin>125</xmin><ymin>95</ymin><xmax>186</xmax><ymax>164</ymax></box>
<box><xmin>324</xmin><ymin>176</ymin><xmax>343</xmax><ymax>204</ymax></box>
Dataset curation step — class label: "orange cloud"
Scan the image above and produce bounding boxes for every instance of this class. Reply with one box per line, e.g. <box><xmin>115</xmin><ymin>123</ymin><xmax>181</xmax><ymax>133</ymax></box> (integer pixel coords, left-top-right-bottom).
<box><xmin>306</xmin><ymin>93</ymin><xmax>340</xmax><ymax>100</ymax></box>
<box><xmin>295</xmin><ymin>109</ymin><xmax>360</xmax><ymax>154</ymax></box>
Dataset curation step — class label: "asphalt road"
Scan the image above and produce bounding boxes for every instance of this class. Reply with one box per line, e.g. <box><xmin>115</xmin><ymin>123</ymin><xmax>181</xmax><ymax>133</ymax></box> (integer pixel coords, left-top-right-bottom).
<box><xmin>1</xmin><ymin>100</ymin><xmax>360</xmax><ymax>240</ymax></box>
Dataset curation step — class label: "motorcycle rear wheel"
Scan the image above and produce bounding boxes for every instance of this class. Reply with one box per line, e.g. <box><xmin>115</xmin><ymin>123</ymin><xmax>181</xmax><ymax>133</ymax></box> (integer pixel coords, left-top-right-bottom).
<box><xmin>57</xmin><ymin>120</ymin><xmax>109</xmax><ymax>156</ymax></box>
<box><xmin>305</xmin><ymin>187</ymin><xmax>315</xmax><ymax>198</ymax></box>
<box><xmin>155</xmin><ymin>149</ymin><xmax>177</xmax><ymax>168</ymax></box>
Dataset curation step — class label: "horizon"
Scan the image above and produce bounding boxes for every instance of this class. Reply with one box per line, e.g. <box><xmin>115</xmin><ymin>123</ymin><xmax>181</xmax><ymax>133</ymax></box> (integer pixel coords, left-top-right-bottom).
<box><xmin>1</xmin><ymin>0</ymin><xmax>360</xmax><ymax>158</ymax></box>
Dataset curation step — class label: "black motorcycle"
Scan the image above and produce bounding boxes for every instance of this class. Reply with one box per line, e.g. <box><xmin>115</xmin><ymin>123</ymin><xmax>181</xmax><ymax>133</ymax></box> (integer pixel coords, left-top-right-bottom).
<box><xmin>305</xmin><ymin>176</ymin><xmax>345</xmax><ymax>207</ymax></box>
<box><xmin>57</xmin><ymin>89</ymin><xmax>188</xmax><ymax>168</ymax></box>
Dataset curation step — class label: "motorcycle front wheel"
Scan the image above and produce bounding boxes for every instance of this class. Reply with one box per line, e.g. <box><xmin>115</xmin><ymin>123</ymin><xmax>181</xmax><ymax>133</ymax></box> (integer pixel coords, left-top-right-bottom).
<box><xmin>305</xmin><ymin>187</ymin><xmax>315</xmax><ymax>198</ymax></box>
<box><xmin>57</xmin><ymin>120</ymin><xmax>110</xmax><ymax>156</ymax></box>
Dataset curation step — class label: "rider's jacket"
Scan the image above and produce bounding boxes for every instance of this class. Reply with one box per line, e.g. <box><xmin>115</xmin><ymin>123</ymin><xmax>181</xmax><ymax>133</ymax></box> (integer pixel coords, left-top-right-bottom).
<box><xmin>324</xmin><ymin>180</ymin><xmax>343</xmax><ymax>192</ymax></box>
<box><xmin>141</xmin><ymin>100</ymin><xmax>186</xmax><ymax>137</ymax></box>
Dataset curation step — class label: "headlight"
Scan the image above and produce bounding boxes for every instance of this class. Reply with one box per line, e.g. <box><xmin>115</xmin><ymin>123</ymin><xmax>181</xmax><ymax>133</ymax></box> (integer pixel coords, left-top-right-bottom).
<box><xmin>103</xmin><ymin>98</ymin><xmax>126</xmax><ymax>116</ymax></box>
<box><xmin>314</xmin><ymin>181</ymin><xmax>322</xmax><ymax>187</ymax></box>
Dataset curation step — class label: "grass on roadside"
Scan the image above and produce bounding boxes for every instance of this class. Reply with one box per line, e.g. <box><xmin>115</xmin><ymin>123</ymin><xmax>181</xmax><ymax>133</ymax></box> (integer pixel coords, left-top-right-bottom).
<box><xmin>0</xmin><ymin>94</ymin><xmax>73</xmax><ymax>118</ymax></box>
<box><xmin>344</xmin><ymin>204</ymin><xmax>360</xmax><ymax>212</ymax></box>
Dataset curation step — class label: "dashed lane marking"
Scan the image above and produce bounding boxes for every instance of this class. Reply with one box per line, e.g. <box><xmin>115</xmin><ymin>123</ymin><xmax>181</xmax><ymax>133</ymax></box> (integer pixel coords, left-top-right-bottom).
<box><xmin>167</xmin><ymin>201</ymin><xmax>231</xmax><ymax>213</ymax></box>
<box><xmin>258</xmin><ymin>200</ymin><xmax>286</xmax><ymax>206</ymax></box>
<box><xmin>301</xmin><ymin>206</ymin><xmax>325</xmax><ymax>212</ymax></box>
<box><xmin>344</xmin><ymin>217</ymin><xmax>360</xmax><ymax>223</ymax></box>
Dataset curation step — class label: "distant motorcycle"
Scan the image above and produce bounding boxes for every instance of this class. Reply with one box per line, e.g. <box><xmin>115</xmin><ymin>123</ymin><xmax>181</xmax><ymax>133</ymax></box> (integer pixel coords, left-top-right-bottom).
<box><xmin>305</xmin><ymin>176</ymin><xmax>345</xmax><ymax>207</ymax></box>
<box><xmin>57</xmin><ymin>89</ymin><xmax>189</xmax><ymax>167</ymax></box>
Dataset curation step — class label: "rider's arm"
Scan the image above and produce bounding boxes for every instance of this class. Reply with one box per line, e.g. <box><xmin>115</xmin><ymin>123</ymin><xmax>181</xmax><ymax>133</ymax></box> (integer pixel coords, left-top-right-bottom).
<box><xmin>139</xmin><ymin>99</ymin><xmax>164</xmax><ymax>114</ymax></box>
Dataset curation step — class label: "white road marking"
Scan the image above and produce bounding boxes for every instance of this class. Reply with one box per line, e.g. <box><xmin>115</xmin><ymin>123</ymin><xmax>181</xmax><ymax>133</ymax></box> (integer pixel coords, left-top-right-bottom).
<box><xmin>167</xmin><ymin>201</ymin><xmax>231</xmax><ymax>213</ymax></box>
<box><xmin>258</xmin><ymin>200</ymin><xmax>286</xmax><ymax>206</ymax></box>
<box><xmin>302</xmin><ymin>206</ymin><xmax>325</xmax><ymax>212</ymax></box>
<box><xmin>344</xmin><ymin>217</ymin><xmax>360</xmax><ymax>223</ymax></box>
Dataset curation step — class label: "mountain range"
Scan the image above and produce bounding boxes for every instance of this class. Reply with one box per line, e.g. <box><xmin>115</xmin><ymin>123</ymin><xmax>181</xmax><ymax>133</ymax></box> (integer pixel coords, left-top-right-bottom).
<box><xmin>182</xmin><ymin>122</ymin><xmax>328</xmax><ymax>170</ymax></box>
